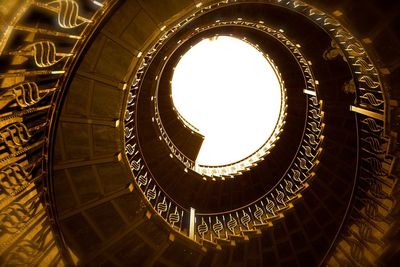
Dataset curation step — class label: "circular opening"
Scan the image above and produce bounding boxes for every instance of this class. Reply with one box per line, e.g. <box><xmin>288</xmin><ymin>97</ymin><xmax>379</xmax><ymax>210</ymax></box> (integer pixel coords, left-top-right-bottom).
<box><xmin>171</xmin><ymin>36</ymin><xmax>283</xmax><ymax>172</ymax></box>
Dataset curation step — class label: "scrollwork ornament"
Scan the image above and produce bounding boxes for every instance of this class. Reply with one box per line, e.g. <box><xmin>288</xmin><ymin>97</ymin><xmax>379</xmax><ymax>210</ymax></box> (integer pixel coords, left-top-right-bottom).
<box><xmin>345</xmin><ymin>43</ymin><xmax>365</xmax><ymax>57</ymax></box>
<box><xmin>212</xmin><ymin>217</ymin><xmax>223</xmax><ymax>237</ymax></box>
<box><xmin>137</xmin><ymin>172</ymin><xmax>148</xmax><ymax>187</ymax></box>
<box><xmin>254</xmin><ymin>205</ymin><xmax>264</xmax><ymax>222</ymax></box>
<box><xmin>157</xmin><ymin>197</ymin><xmax>167</xmax><ymax>214</ymax></box>
<box><xmin>275</xmin><ymin>189</ymin><xmax>286</xmax><ymax>206</ymax></box>
<box><xmin>359</xmin><ymin>76</ymin><xmax>381</xmax><ymax>89</ymax></box>
<box><xmin>266</xmin><ymin>198</ymin><xmax>275</xmax><ymax>215</ymax></box>
<box><xmin>47</xmin><ymin>0</ymin><xmax>90</xmax><ymax>29</ymax></box>
<box><xmin>8</xmin><ymin>82</ymin><xmax>49</xmax><ymax>108</ymax></box>
<box><xmin>365</xmin><ymin>157</ymin><xmax>386</xmax><ymax>176</ymax></box>
<box><xmin>0</xmin><ymin>122</ymin><xmax>31</xmax><ymax>153</ymax></box>
<box><xmin>130</xmin><ymin>158</ymin><xmax>141</xmax><ymax>171</ymax></box>
<box><xmin>125</xmin><ymin>110</ymin><xmax>133</xmax><ymax>121</ymax></box>
<box><xmin>168</xmin><ymin>207</ymin><xmax>180</xmax><ymax>226</ymax></box>
<box><xmin>146</xmin><ymin>185</ymin><xmax>156</xmax><ymax>200</ymax></box>
<box><xmin>362</xmin><ymin>118</ymin><xmax>382</xmax><ymax>133</ymax></box>
<box><xmin>362</xmin><ymin>137</ymin><xmax>383</xmax><ymax>153</ymax></box>
<box><xmin>0</xmin><ymin>163</ymin><xmax>32</xmax><ymax>196</ymax></box>
<box><xmin>354</xmin><ymin>58</ymin><xmax>374</xmax><ymax>73</ymax></box>
<box><xmin>3</xmin><ymin>228</ymin><xmax>49</xmax><ymax>265</ymax></box>
<box><xmin>285</xmin><ymin>180</ymin><xmax>294</xmax><ymax>194</ymax></box>
<box><xmin>22</xmin><ymin>41</ymin><xmax>70</xmax><ymax>68</ymax></box>
<box><xmin>0</xmin><ymin>203</ymin><xmax>32</xmax><ymax>234</ymax></box>
<box><xmin>197</xmin><ymin>218</ymin><xmax>209</xmax><ymax>237</ymax></box>
<box><xmin>240</xmin><ymin>211</ymin><xmax>251</xmax><ymax>229</ymax></box>
<box><xmin>347</xmin><ymin>237</ymin><xmax>366</xmax><ymax>265</ymax></box>
<box><xmin>227</xmin><ymin>215</ymin><xmax>238</xmax><ymax>234</ymax></box>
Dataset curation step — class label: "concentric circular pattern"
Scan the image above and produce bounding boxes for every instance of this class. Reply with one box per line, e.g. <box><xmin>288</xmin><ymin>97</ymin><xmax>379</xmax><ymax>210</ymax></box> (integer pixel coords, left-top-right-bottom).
<box><xmin>169</xmin><ymin>35</ymin><xmax>287</xmax><ymax>177</ymax></box>
<box><xmin>124</xmin><ymin>1</ymin><xmax>326</xmax><ymax>244</ymax></box>
<box><xmin>153</xmin><ymin>39</ymin><xmax>288</xmax><ymax>180</ymax></box>
<box><xmin>120</xmin><ymin>1</ymin><xmax>395</xmax><ymax>263</ymax></box>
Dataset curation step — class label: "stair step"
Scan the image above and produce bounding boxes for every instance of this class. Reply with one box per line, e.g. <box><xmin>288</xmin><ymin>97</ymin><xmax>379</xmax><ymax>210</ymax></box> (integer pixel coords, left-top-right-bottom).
<box><xmin>253</xmin><ymin>221</ymin><xmax>273</xmax><ymax>231</ymax></box>
<box><xmin>242</xmin><ymin>229</ymin><xmax>262</xmax><ymax>237</ymax></box>
<box><xmin>202</xmin><ymin>239</ymin><xmax>222</xmax><ymax>250</ymax></box>
<box><xmin>215</xmin><ymin>237</ymin><xmax>236</xmax><ymax>247</ymax></box>
<box><xmin>228</xmin><ymin>234</ymin><xmax>249</xmax><ymax>242</ymax></box>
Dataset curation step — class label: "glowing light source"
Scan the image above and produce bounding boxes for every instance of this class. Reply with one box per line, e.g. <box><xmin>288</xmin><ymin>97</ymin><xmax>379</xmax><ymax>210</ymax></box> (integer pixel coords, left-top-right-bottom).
<box><xmin>172</xmin><ymin>36</ymin><xmax>282</xmax><ymax>168</ymax></box>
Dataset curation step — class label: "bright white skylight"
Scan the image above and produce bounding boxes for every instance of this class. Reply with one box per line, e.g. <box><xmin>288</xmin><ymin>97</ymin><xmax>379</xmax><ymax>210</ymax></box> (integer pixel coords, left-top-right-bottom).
<box><xmin>171</xmin><ymin>36</ymin><xmax>282</xmax><ymax>167</ymax></box>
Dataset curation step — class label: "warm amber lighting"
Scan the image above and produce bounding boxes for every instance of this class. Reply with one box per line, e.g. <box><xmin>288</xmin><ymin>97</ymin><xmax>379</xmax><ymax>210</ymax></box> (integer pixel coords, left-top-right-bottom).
<box><xmin>172</xmin><ymin>36</ymin><xmax>282</xmax><ymax>167</ymax></box>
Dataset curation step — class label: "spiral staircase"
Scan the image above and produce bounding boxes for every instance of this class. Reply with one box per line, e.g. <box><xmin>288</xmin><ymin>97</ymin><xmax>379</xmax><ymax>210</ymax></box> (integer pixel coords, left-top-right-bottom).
<box><xmin>0</xmin><ymin>0</ymin><xmax>399</xmax><ymax>266</ymax></box>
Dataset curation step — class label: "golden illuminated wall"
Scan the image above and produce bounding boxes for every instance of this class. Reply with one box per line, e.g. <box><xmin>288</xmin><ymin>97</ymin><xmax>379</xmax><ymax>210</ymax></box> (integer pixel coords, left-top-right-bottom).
<box><xmin>0</xmin><ymin>0</ymin><xmax>117</xmax><ymax>265</ymax></box>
